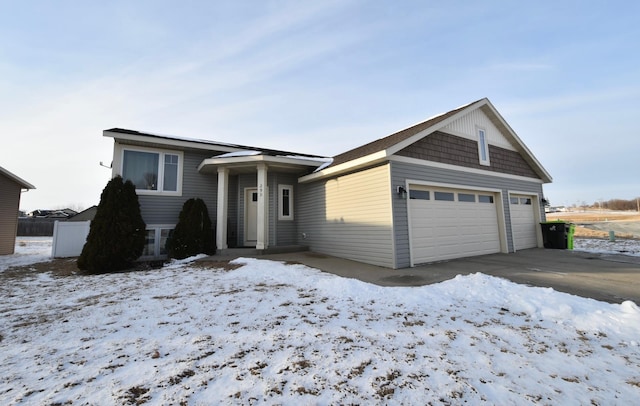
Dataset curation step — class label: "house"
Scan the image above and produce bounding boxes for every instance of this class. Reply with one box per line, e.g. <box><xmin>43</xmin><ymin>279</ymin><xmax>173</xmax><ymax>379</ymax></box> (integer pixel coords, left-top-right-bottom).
<box><xmin>28</xmin><ymin>208</ymin><xmax>78</xmax><ymax>218</ymax></box>
<box><xmin>67</xmin><ymin>206</ymin><xmax>98</xmax><ymax>222</ymax></box>
<box><xmin>0</xmin><ymin>165</ymin><xmax>35</xmax><ymax>255</ymax></box>
<box><xmin>106</xmin><ymin>98</ymin><xmax>551</xmax><ymax>268</ymax></box>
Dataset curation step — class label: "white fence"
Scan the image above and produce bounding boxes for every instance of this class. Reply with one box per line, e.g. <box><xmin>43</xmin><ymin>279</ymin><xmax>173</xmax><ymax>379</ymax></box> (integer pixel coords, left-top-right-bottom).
<box><xmin>52</xmin><ymin>221</ymin><xmax>90</xmax><ymax>258</ymax></box>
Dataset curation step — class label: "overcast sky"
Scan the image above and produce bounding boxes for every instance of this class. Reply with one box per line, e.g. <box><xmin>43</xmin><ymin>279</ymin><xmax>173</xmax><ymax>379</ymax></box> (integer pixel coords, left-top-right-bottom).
<box><xmin>1</xmin><ymin>1</ymin><xmax>638</xmax><ymax>212</ymax></box>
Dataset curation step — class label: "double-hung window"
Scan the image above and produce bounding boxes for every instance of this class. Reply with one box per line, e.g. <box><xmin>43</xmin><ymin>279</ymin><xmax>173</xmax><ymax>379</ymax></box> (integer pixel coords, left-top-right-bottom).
<box><xmin>122</xmin><ymin>148</ymin><xmax>183</xmax><ymax>195</ymax></box>
<box><xmin>477</xmin><ymin>127</ymin><xmax>490</xmax><ymax>166</ymax></box>
<box><xmin>278</xmin><ymin>185</ymin><xmax>294</xmax><ymax>220</ymax></box>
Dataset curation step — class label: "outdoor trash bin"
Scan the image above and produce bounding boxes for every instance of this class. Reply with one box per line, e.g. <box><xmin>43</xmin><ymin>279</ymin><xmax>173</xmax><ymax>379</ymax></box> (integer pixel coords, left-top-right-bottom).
<box><xmin>540</xmin><ymin>221</ymin><xmax>573</xmax><ymax>249</ymax></box>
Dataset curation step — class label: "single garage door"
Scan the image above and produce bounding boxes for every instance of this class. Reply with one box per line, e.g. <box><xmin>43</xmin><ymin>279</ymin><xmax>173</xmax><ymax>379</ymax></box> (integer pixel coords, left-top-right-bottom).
<box><xmin>510</xmin><ymin>194</ymin><xmax>538</xmax><ymax>250</ymax></box>
<box><xmin>409</xmin><ymin>186</ymin><xmax>501</xmax><ymax>264</ymax></box>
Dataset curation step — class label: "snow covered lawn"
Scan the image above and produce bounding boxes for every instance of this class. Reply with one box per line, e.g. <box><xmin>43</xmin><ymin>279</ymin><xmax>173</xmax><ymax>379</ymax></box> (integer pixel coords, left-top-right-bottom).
<box><xmin>1</xmin><ymin>239</ymin><xmax>639</xmax><ymax>405</ymax></box>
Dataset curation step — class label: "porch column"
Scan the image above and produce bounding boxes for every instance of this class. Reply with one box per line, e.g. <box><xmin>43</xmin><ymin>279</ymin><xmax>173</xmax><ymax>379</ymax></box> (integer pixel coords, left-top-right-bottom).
<box><xmin>256</xmin><ymin>163</ymin><xmax>269</xmax><ymax>250</ymax></box>
<box><xmin>216</xmin><ymin>167</ymin><xmax>229</xmax><ymax>250</ymax></box>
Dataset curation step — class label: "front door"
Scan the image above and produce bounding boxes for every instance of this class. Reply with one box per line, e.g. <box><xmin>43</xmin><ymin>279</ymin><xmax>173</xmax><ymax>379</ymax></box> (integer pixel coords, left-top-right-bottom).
<box><xmin>245</xmin><ymin>188</ymin><xmax>258</xmax><ymax>245</ymax></box>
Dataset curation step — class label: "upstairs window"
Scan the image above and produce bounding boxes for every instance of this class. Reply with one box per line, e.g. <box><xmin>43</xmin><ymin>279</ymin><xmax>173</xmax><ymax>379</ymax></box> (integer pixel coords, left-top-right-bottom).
<box><xmin>278</xmin><ymin>185</ymin><xmax>294</xmax><ymax>220</ymax></box>
<box><xmin>477</xmin><ymin>127</ymin><xmax>490</xmax><ymax>166</ymax></box>
<box><xmin>122</xmin><ymin>148</ymin><xmax>182</xmax><ymax>195</ymax></box>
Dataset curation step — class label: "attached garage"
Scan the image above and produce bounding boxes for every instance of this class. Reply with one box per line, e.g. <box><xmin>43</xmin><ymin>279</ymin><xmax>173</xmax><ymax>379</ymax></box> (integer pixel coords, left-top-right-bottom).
<box><xmin>510</xmin><ymin>194</ymin><xmax>540</xmax><ymax>250</ymax></box>
<box><xmin>408</xmin><ymin>184</ymin><xmax>503</xmax><ymax>265</ymax></box>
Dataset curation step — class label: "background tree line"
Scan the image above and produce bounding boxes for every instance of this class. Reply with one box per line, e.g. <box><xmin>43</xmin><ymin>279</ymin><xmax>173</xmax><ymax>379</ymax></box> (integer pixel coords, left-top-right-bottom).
<box><xmin>595</xmin><ymin>197</ymin><xmax>640</xmax><ymax>211</ymax></box>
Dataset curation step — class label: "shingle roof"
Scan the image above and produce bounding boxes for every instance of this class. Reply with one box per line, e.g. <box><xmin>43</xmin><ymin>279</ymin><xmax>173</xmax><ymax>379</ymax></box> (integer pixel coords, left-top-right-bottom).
<box><xmin>105</xmin><ymin>128</ymin><xmax>327</xmax><ymax>159</ymax></box>
<box><xmin>329</xmin><ymin>100</ymin><xmax>479</xmax><ymax>167</ymax></box>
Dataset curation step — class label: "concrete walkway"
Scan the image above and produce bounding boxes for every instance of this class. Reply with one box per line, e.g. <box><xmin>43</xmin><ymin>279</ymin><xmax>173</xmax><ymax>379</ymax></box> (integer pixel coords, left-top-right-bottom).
<box><xmin>204</xmin><ymin>248</ymin><xmax>640</xmax><ymax>304</ymax></box>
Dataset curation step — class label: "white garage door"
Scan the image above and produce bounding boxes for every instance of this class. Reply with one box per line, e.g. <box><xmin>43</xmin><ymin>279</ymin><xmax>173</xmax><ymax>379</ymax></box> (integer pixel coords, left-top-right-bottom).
<box><xmin>409</xmin><ymin>186</ymin><xmax>501</xmax><ymax>265</ymax></box>
<box><xmin>510</xmin><ymin>194</ymin><xmax>538</xmax><ymax>250</ymax></box>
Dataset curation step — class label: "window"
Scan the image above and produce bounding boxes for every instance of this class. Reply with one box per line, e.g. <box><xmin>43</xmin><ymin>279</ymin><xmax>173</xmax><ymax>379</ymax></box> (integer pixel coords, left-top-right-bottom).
<box><xmin>477</xmin><ymin>128</ymin><xmax>490</xmax><ymax>166</ymax></box>
<box><xmin>510</xmin><ymin>196</ymin><xmax>520</xmax><ymax>205</ymax></box>
<box><xmin>434</xmin><ymin>191</ymin><xmax>455</xmax><ymax>201</ymax></box>
<box><xmin>458</xmin><ymin>193</ymin><xmax>476</xmax><ymax>203</ymax></box>
<box><xmin>122</xmin><ymin>148</ymin><xmax>182</xmax><ymax>195</ymax></box>
<box><xmin>409</xmin><ymin>190</ymin><xmax>430</xmax><ymax>200</ymax></box>
<box><xmin>141</xmin><ymin>226</ymin><xmax>174</xmax><ymax>258</ymax></box>
<box><xmin>479</xmin><ymin>195</ymin><xmax>494</xmax><ymax>204</ymax></box>
<box><xmin>278</xmin><ymin>185</ymin><xmax>294</xmax><ymax>220</ymax></box>
<box><xmin>520</xmin><ymin>197</ymin><xmax>532</xmax><ymax>205</ymax></box>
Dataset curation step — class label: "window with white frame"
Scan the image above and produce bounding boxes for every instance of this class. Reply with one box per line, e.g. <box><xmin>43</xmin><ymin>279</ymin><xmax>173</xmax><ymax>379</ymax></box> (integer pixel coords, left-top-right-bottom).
<box><xmin>142</xmin><ymin>226</ymin><xmax>175</xmax><ymax>258</ymax></box>
<box><xmin>278</xmin><ymin>185</ymin><xmax>294</xmax><ymax>220</ymax></box>
<box><xmin>477</xmin><ymin>127</ymin><xmax>490</xmax><ymax>166</ymax></box>
<box><xmin>122</xmin><ymin>148</ymin><xmax>183</xmax><ymax>195</ymax></box>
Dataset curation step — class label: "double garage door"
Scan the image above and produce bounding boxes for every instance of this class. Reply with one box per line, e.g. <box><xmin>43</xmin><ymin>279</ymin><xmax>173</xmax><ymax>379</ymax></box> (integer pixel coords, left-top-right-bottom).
<box><xmin>409</xmin><ymin>185</ymin><xmax>501</xmax><ymax>265</ymax></box>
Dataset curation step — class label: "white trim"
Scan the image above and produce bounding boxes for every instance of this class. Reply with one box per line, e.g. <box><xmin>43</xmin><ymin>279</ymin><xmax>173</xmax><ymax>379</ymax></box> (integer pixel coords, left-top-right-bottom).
<box><xmin>278</xmin><ymin>184</ymin><xmax>294</xmax><ymax>221</ymax></box>
<box><xmin>140</xmin><ymin>224</ymin><xmax>176</xmax><ymax>259</ymax></box>
<box><xmin>298</xmin><ymin>151</ymin><xmax>388</xmax><ymax>183</ymax></box>
<box><xmin>508</xmin><ymin>190</ymin><xmax>544</xmax><ymax>250</ymax></box>
<box><xmin>476</xmin><ymin>126</ymin><xmax>490</xmax><ymax>166</ymax></box>
<box><xmin>407</xmin><ymin>179</ymin><xmax>503</xmax><ymax>194</ymax></box>
<box><xmin>0</xmin><ymin>165</ymin><xmax>35</xmax><ymax>190</ymax></box>
<box><xmin>478</xmin><ymin>101</ymin><xmax>553</xmax><ymax>182</ymax></box>
<box><xmin>256</xmin><ymin>164</ymin><xmax>269</xmax><ymax>250</ymax></box>
<box><xmin>116</xmin><ymin>144</ymin><xmax>184</xmax><ymax>196</ymax></box>
<box><xmin>199</xmin><ymin>154</ymin><xmax>326</xmax><ymax>173</ymax></box>
<box><xmin>216</xmin><ymin>167</ymin><xmax>229</xmax><ymax>250</ymax></box>
<box><xmin>390</xmin><ymin>155</ymin><xmax>545</xmax><ymax>183</ymax></box>
<box><xmin>244</xmin><ymin>187</ymin><xmax>258</xmax><ymax>246</ymax></box>
<box><xmin>387</xmin><ymin>100</ymin><xmax>482</xmax><ymax>156</ymax></box>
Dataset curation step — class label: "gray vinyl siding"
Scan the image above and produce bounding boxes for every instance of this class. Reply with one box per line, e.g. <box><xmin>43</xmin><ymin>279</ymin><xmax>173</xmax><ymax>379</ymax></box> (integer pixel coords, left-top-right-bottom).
<box><xmin>271</xmin><ymin>173</ymin><xmax>299</xmax><ymax>246</ymax></box>
<box><xmin>137</xmin><ymin>150</ymin><xmax>217</xmax><ymax>226</ymax></box>
<box><xmin>0</xmin><ymin>175</ymin><xmax>21</xmax><ymax>255</ymax></box>
<box><xmin>297</xmin><ymin>164</ymin><xmax>395</xmax><ymax>268</ymax></box>
<box><xmin>391</xmin><ymin>160</ymin><xmax>544</xmax><ymax>268</ymax></box>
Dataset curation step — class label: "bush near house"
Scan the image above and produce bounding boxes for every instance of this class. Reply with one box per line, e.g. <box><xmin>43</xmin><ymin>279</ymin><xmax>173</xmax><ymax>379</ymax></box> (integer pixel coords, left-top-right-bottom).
<box><xmin>77</xmin><ymin>176</ymin><xmax>146</xmax><ymax>273</ymax></box>
<box><xmin>166</xmin><ymin>198</ymin><xmax>215</xmax><ymax>259</ymax></box>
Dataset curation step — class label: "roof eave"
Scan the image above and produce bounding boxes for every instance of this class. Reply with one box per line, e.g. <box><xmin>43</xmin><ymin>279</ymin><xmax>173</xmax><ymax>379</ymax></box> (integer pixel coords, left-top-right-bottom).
<box><xmin>104</xmin><ymin>129</ymin><xmax>245</xmax><ymax>153</ymax></box>
<box><xmin>0</xmin><ymin>166</ymin><xmax>35</xmax><ymax>189</ymax></box>
<box><xmin>478</xmin><ymin>101</ymin><xmax>553</xmax><ymax>183</ymax></box>
<box><xmin>385</xmin><ymin>99</ymin><xmax>489</xmax><ymax>157</ymax></box>
<box><xmin>199</xmin><ymin>155</ymin><xmax>327</xmax><ymax>174</ymax></box>
<box><xmin>298</xmin><ymin>151</ymin><xmax>389</xmax><ymax>183</ymax></box>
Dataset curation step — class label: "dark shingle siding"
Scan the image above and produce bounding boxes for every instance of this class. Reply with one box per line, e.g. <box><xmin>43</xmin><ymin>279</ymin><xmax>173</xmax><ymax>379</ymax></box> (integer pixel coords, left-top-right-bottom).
<box><xmin>397</xmin><ymin>131</ymin><xmax>539</xmax><ymax>179</ymax></box>
<box><xmin>329</xmin><ymin>102</ymin><xmax>478</xmax><ymax>167</ymax></box>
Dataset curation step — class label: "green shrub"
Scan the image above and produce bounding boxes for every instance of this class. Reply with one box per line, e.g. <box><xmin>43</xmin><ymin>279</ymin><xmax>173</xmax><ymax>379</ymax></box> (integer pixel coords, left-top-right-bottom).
<box><xmin>166</xmin><ymin>198</ymin><xmax>215</xmax><ymax>259</ymax></box>
<box><xmin>77</xmin><ymin>176</ymin><xmax>146</xmax><ymax>273</ymax></box>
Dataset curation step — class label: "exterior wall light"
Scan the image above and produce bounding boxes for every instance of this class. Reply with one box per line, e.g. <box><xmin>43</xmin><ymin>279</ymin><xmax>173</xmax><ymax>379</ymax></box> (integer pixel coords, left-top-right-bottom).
<box><xmin>397</xmin><ymin>186</ymin><xmax>407</xmax><ymax>199</ymax></box>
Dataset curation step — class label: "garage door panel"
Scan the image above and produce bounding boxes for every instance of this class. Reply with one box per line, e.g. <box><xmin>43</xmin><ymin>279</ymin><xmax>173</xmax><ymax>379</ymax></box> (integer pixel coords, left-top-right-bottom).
<box><xmin>409</xmin><ymin>186</ymin><xmax>501</xmax><ymax>264</ymax></box>
<box><xmin>510</xmin><ymin>194</ymin><xmax>538</xmax><ymax>250</ymax></box>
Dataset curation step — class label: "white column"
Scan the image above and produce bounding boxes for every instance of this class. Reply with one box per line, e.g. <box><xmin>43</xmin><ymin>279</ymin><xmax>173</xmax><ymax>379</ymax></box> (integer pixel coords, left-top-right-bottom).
<box><xmin>216</xmin><ymin>167</ymin><xmax>229</xmax><ymax>250</ymax></box>
<box><xmin>256</xmin><ymin>163</ymin><xmax>268</xmax><ymax>250</ymax></box>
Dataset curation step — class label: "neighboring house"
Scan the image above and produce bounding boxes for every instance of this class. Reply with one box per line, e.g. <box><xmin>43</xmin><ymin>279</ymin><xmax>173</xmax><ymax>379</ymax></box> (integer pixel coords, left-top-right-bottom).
<box><xmin>67</xmin><ymin>206</ymin><xmax>97</xmax><ymax>222</ymax></box>
<box><xmin>0</xmin><ymin>166</ymin><xmax>35</xmax><ymax>255</ymax></box>
<box><xmin>28</xmin><ymin>208</ymin><xmax>78</xmax><ymax>218</ymax></box>
<box><xmin>106</xmin><ymin>98</ymin><xmax>552</xmax><ymax>268</ymax></box>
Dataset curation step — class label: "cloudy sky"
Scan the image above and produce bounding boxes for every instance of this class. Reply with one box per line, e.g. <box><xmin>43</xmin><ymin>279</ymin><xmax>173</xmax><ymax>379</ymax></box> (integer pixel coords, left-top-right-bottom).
<box><xmin>1</xmin><ymin>1</ymin><xmax>638</xmax><ymax>211</ymax></box>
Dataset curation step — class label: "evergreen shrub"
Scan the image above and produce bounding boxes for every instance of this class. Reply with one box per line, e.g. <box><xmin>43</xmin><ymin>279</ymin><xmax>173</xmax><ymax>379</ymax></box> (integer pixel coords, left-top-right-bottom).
<box><xmin>166</xmin><ymin>198</ymin><xmax>215</xmax><ymax>259</ymax></box>
<box><xmin>77</xmin><ymin>176</ymin><xmax>146</xmax><ymax>273</ymax></box>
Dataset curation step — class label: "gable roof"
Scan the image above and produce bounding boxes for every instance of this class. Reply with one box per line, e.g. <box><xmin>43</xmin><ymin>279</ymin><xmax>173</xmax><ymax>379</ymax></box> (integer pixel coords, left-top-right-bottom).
<box><xmin>300</xmin><ymin>98</ymin><xmax>552</xmax><ymax>183</ymax></box>
<box><xmin>0</xmin><ymin>165</ymin><xmax>35</xmax><ymax>189</ymax></box>
<box><xmin>330</xmin><ymin>100</ymin><xmax>476</xmax><ymax>167</ymax></box>
<box><xmin>104</xmin><ymin>128</ymin><xmax>327</xmax><ymax>159</ymax></box>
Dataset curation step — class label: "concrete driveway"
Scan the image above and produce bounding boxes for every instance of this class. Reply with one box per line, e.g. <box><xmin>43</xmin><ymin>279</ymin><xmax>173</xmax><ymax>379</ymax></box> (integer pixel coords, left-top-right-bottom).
<box><xmin>257</xmin><ymin>248</ymin><xmax>640</xmax><ymax>304</ymax></box>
